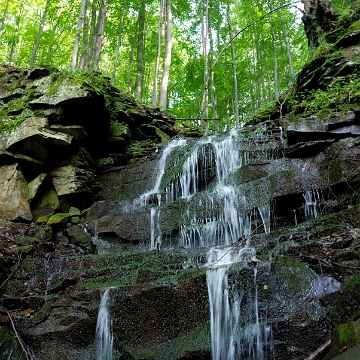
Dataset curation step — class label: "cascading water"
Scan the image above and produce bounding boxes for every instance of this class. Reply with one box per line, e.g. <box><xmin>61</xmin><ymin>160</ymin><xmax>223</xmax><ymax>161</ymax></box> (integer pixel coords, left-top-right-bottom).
<box><xmin>125</xmin><ymin>127</ymin><xmax>284</xmax><ymax>359</ymax></box>
<box><xmin>115</xmin><ymin>125</ymin><xmax>340</xmax><ymax>359</ymax></box>
<box><xmin>96</xmin><ymin>288</ymin><xmax>113</xmax><ymax>360</ymax></box>
<box><xmin>206</xmin><ymin>245</ymin><xmax>273</xmax><ymax>360</ymax></box>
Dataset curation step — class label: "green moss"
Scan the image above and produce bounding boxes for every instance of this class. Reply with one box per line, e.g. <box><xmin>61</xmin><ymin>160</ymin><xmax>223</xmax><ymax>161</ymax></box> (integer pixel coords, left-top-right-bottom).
<box><xmin>278</xmin><ymin>256</ymin><xmax>312</xmax><ymax>293</ymax></box>
<box><xmin>0</xmin><ymin>327</ymin><xmax>24</xmax><ymax>359</ymax></box>
<box><xmin>338</xmin><ymin>322</ymin><xmax>360</xmax><ymax>348</ymax></box>
<box><xmin>343</xmin><ymin>273</ymin><xmax>360</xmax><ymax>294</ymax></box>
<box><xmin>47</xmin><ymin>213</ymin><xmax>70</xmax><ymax>225</ymax></box>
<box><xmin>134</xmin><ymin>324</ymin><xmax>210</xmax><ymax>360</ymax></box>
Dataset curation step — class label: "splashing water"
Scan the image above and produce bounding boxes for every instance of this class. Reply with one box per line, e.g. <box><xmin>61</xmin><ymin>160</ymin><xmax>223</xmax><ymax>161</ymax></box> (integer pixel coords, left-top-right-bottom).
<box><xmin>206</xmin><ymin>246</ymin><xmax>272</xmax><ymax>360</ymax></box>
<box><xmin>96</xmin><ymin>289</ymin><xmax>113</xmax><ymax>360</ymax></box>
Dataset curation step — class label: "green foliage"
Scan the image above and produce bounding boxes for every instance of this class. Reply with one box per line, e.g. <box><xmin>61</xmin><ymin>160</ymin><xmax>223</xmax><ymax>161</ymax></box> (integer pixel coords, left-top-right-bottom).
<box><xmin>287</xmin><ymin>75</ymin><xmax>360</xmax><ymax>117</ymax></box>
<box><xmin>0</xmin><ymin>0</ymin><xmax>308</xmax><ymax>125</ymax></box>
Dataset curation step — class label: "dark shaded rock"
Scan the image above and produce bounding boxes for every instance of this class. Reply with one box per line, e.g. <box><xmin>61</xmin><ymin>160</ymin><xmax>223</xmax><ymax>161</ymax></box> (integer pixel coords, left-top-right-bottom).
<box><xmin>31</xmin><ymin>186</ymin><xmax>60</xmax><ymax>220</ymax></box>
<box><xmin>50</xmin><ymin>124</ymin><xmax>88</xmax><ymax>140</ymax></box>
<box><xmin>286</xmin><ymin>139</ymin><xmax>337</xmax><ymax>157</ymax></box>
<box><xmin>66</xmin><ymin>224</ymin><xmax>95</xmax><ymax>252</ymax></box>
<box><xmin>0</xmin><ymin>326</ymin><xmax>25</xmax><ymax>359</ymax></box>
<box><xmin>302</xmin><ymin>0</ymin><xmax>337</xmax><ymax>50</ymax></box>
<box><xmin>28</xmin><ymin>66</ymin><xmax>51</xmax><ymax>79</ymax></box>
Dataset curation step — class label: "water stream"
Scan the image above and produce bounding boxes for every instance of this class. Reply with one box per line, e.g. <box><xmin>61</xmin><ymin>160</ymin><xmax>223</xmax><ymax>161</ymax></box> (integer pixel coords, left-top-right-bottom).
<box><xmin>96</xmin><ymin>288</ymin><xmax>113</xmax><ymax>360</ymax></box>
<box><xmin>94</xmin><ymin>127</ymin><xmax>335</xmax><ymax>358</ymax></box>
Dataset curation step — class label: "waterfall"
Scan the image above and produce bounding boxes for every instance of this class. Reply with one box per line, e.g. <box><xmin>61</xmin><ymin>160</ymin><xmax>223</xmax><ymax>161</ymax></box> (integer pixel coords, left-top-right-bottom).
<box><xmin>122</xmin><ymin>127</ymin><xmax>285</xmax><ymax>358</ymax></box>
<box><xmin>96</xmin><ymin>289</ymin><xmax>113</xmax><ymax>360</ymax></box>
<box><xmin>303</xmin><ymin>189</ymin><xmax>322</xmax><ymax>221</ymax></box>
<box><xmin>206</xmin><ymin>246</ymin><xmax>272</xmax><ymax>360</ymax></box>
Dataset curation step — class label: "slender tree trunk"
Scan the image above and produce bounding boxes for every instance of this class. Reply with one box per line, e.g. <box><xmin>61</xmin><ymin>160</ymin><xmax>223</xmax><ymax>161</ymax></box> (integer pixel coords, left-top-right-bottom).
<box><xmin>201</xmin><ymin>2</ymin><xmax>209</xmax><ymax>134</ymax></box>
<box><xmin>9</xmin><ymin>7</ymin><xmax>23</xmax><ymax>65</ymax></box>
<box><xmin>269</xmin><ymin>13</ymin><xmax>279</xmax><ymax>102</ymax></box>
<box><xmin>30</xmin><ymin>0</ymin><xmax>51</xmax><ymax>67</ymax></box>
<box><xmin>79</xmin><ymin>0</ymin><xmax>90</xmax><ymax>69</ymax></box>
<box><xmin>281</xmin><ymin>9</ymin><xmax>294</xmax><ymax>78</ymax></box>
<box><xmin>255</xmin><ymin>34</ymin><xmax>267</xmax><ymax>104</ymax></box>
<box><xmin>209</xmin><ymin>7</ymin><xmax>219</xmax><ymax>132</ymax></box>
<box><xmin>93</xmin><ymin>0</ymin><xmax>108</xmax><ymax>71</ymax></box>
<box><xmin>159</xmin><ymin>0</ymin><xmax>172</xmax><ymax>110</ymax></box>
<box><xmin>111</xmin><ymin>1</ymin><xmax>126</xmax><ymax>85</ymax></box>
<box><xmin>227</xmin><ymin>3</ymin><xmax>239</xmax><ymax>129</ymax></box>
<box><xmin>0</xmin><ymin>0</ymin><xmax>10</xmax><ymax>40</ymax></box>
<box><xmin>87</xmin><ymin>0</ymin><xmax>98</xmax><ymax>70</ymax></box>
<box><xmin>134</xmin><ymin>0</ymin><xmax>146</xmax><ymax>100</ymax></box>
<box><xmin>127</xmin><ymin>39</ymin><xmax>135</xmax><ymax>93</ymax></box>
<box><xmin>71</xmin><ymin>0</ymin><xmax>88</xmax><ymax>70</ymax></box>
<box><xmin>152</xmin><ymin>0</ymin><xmax>165</xmax><ymax>106</ymax></box>
<box><xmin>226</xmin><ymin>95</ymin><xmax>231</xmax><ymax>131</ymax></box>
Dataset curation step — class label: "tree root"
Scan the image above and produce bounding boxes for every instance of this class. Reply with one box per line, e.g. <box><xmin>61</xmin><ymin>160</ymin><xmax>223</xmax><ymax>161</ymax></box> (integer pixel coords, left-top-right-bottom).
<box><xmin>5</xmin><ymin>309</ymin><xmax>30</xmax><ymax>360</ymax></box>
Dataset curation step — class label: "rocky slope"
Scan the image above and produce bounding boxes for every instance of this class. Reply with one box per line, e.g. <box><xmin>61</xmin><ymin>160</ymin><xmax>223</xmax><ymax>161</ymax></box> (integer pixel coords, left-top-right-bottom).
<box><xmin>1</xmin><ymin>4</ymin><xmax>360</xmax><ymax>360</ymax></box>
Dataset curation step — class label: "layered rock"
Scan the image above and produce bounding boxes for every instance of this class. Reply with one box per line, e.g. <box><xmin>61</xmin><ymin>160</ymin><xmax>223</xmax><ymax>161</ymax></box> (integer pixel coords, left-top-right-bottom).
<box><xmin>0</xmin><ymin>67</ymin><xmax>178</xmax><ymax>221</ymax></box>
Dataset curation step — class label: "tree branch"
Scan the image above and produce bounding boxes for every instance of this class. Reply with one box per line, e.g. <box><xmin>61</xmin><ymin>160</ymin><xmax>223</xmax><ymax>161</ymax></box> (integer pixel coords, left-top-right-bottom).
<box><xmin>5</xmin><ymin>309</ymin><xmax>30</xmax><ymax>360</ymax></box>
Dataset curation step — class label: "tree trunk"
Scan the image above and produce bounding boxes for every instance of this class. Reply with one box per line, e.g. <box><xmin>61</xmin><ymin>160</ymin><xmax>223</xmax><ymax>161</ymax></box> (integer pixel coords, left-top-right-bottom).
<box><xmin>0</xmin><ymin>0</ymin><xmax>10</xmax><ymax>40</ymax></box>
<box><xmin>9</xmin><ymin>7</ymin><xmax>23</xmax><ymax>65</ymax></box>
<box><xmin>302</xmin><ymin>0</ymin><xmax>336</xmax><ymax>51</ymax></box>
<box><xmin>255</xmin><ymin>35</ymin><xmax>267</xmax><ymax>104</ymax></box>
<box><xmin>209</xmin><ymin>7</ymin><xmax>219</xmax><ymax>132</ymax></box>
<box><xmin>201</xmin><ymin>2</ymin><xmax>209</xmax><ymax>134</ymax></box>
<box><xmin>79</xmin><ymin>0</ymin><xmax>90</xmax><ymax>69</ymax></box>
<box><xmin>71</xmin><ymin>0</ymin><xmax>88</xmax><ymax>70</ymax></box>
<box><xmin>134</xmin><ymin>0</ymin><xmax>146</xmax><ymax>100</ymax></box>
<box><xmin>151</xmin><ymin>0</ymin><xmax>164</xmax><ymax>105</ymax></box>
<box><xmin>281</xmin><ymin>9</ymin><xmax>294</xmax><ymax>77</ymax></box>
<box><xmin>159</xmin><ymin>0</ymin><xmax>172</xmax><ymax>110</ymax></box>
<box><xmin>87</xmin><ymin>0</ymin><xmax>98</xmax><ymax>70</ymax></box>
<box><xmin>30</xmin><ymin>0</ymin><xmax>52</xmax><ymax>67</ymax></box>
<box><xmin>93</xmin><ymin>0</ymin><xmax>108</xmax><ymax>71</ymax></box>
<box><xmin>111</xmin><ymin>1</ymin><xmax>126</xmax><ymax>85</ymax></box>
<box><xmin>226</xmin><ymin>95</ymin><xmax>231</xmax><ymax>132</ymax></box>
<box><xmin>227</xmin><ymin>3</ymin><xmax>239</xmax><ymax>129</ymax></box>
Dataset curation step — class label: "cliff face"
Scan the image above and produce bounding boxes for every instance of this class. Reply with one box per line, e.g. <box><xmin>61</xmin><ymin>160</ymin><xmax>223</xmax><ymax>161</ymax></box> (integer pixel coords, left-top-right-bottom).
<box><xmin>0</xmin><ymin>66</ymin><xmax>178</xmax><ymax>222</ymax></box>
<box><xmin>1</xmin><ymin>5</ymin><xmax>360</xmax><ymax>360</ymax></box>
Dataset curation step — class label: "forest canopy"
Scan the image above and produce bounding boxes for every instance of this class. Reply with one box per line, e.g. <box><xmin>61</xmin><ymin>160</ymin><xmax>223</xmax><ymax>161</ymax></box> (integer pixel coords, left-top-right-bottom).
<box><xmin>0</xmin><ymin>0</ymin><xmax>354</xmax><ymax>131</ymax></box>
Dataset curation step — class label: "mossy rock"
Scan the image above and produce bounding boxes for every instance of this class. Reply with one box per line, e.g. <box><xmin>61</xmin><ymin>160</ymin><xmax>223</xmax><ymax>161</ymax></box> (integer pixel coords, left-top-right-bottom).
<box><xmin>70</xmin><ymin>216</ymin><xmax>80</xmax><ymax>224</ymax></box>
<box><xmin>0</xmin><ymin>326</ymin><xmax>25</xmax><ymax>359</ymax></box>
<box><xmin>68</xmin><ymin>207</ymin><xmax>80</xmax><ymax>216</ymax></box>
<box><xmin>10</xmin><ymin>245</ymin><xmax>34</xmax><ymax>254</ymax></box>
<box><xmin>324</xmin><ymin>321</ymin><xmax>360</xmax><ymax>359</ymax></box>
<box><xmin>35</xmin><ymin>216</ymin><xmax>49</xmax><ymax>224</ymax></box>
<box><xmin>47</xmin><ymin>212</ymin><xmax>70</xmax><ymax>225</ymax></box>
<box><xmin>0</xmin><ymin>255</ymin><xmax>9</xmax><ymax>283</ymax></box>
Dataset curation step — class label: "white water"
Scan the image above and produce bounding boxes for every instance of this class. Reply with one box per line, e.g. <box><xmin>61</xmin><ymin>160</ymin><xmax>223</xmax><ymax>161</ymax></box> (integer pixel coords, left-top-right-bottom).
<box><xmin>303</xmin><ymin>189</ymin><xmax>322</xmax><ymax>221</ymax></box>
<box><xmin>96</xmin><ymin>289</ymin><xmax>113</xmax><ymax>360</ymax></box>
<box><xmin>206</xmin><ymin>246</ymin><xmax>271</xmax><ymax>360</ymax></box>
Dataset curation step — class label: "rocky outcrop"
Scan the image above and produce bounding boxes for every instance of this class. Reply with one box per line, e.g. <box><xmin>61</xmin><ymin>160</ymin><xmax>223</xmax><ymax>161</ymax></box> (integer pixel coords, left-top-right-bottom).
<box><xmin>0</xmin><ymin>67</ymin><xmax>178</xmax><ymax>221</ymax></box>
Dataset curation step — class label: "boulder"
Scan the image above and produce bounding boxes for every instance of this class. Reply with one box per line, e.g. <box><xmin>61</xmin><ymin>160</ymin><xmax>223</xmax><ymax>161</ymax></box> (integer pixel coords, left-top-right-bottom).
<box><xmin>0</xmin><ymin>163</ymin><xmax>32</xmax><ymax>221</ymax></box>
<box><xmin>51</xmin><ymin>165</ymin><xmax>100</xmax><ymax>197</ymax></box>
<box><xmin>0</xmin><ymin>117</ymin><xmax>73</xmax><ymax>163</ymax></box>
<box><xmin>28</xmin><ymin>173</ymin><xmax>47</xmax><ymax>201</ymax></box>
<box><xmin>31</xmin><ymin>186</ymin><xmax>60</xmax><ymax>220</ymax></box>
<box><xmin>29</xmin><ymin>76</ymin><xmax>89</xmax><ymax>106</ymax></box>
